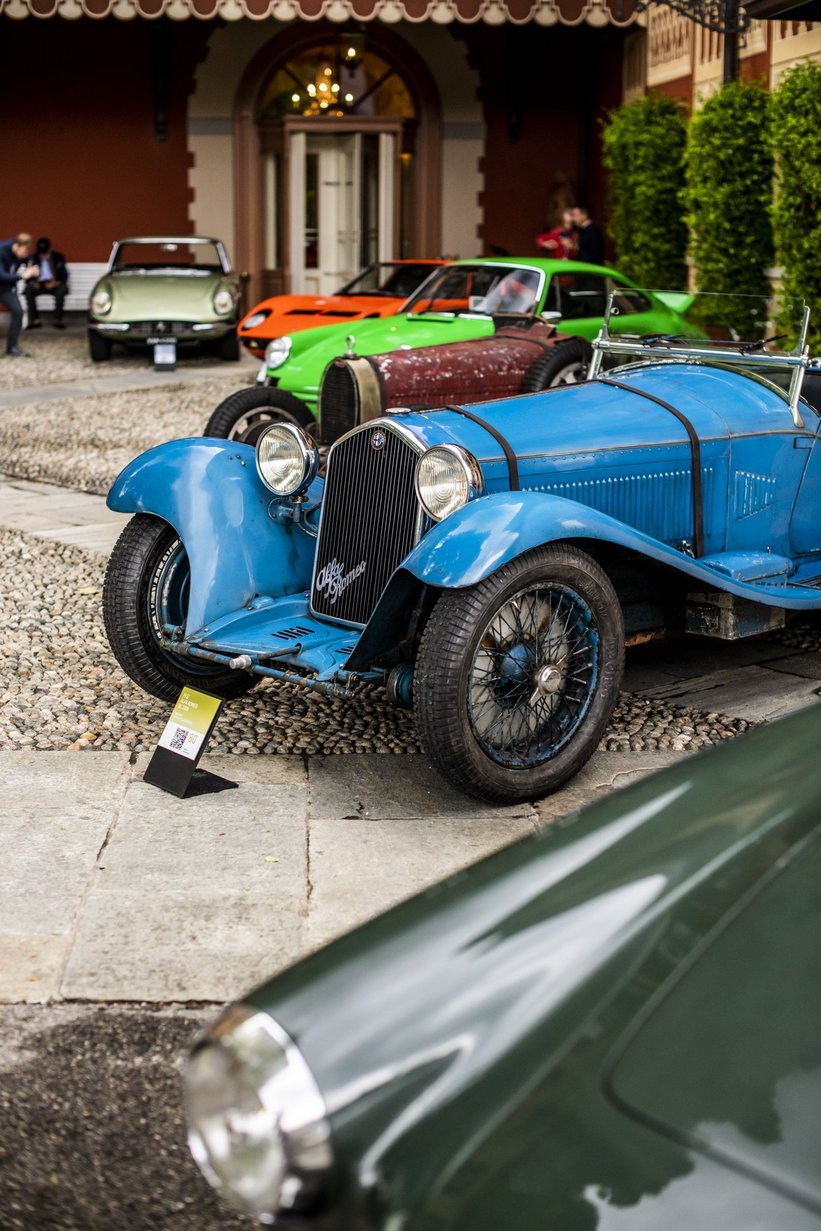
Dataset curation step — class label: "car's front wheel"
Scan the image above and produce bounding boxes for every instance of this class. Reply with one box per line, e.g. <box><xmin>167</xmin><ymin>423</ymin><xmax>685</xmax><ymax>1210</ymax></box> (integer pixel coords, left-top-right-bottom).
<box><xmin>203</xmin><ymin>387</ymin><xmax>315</xmax><ymax>445</ymax></box>
<box><xmin>216</xmin><ymin>331</ymin><xmax>241</xmax><ymax>362</ymax></box>
<box><xmin>413</xmin><ymin>544</ymin><xmax>624</xmax><ymax>803</ymax></box>
<box><xmin>103</xmin><ymin>514</ymin><xmax>258</xmax><ymax>703</ymax></box>
<box><xmin>522</xmin><ymin>339</ymin><xmax>592</xmax><ymax>391</ymax></box>
<box><xmin>88</xmin><ymin>329</ymin><xmax>112</xmax><ymax>363</ymax></box>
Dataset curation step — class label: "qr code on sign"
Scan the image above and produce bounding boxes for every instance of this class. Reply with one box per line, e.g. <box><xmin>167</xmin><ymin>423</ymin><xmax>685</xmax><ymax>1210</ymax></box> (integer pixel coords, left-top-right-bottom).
<box><xmin>169</xmin><ymin>726</ymin><xmax>188</xmax><ymax>752</ymax></box>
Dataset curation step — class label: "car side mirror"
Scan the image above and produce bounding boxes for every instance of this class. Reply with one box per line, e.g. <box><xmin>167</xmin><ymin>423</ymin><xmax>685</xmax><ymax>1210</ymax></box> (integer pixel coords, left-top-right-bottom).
<box><xmin>540</xmin><ymin>310</ymin><xmax>562</xmax><ymax>325</ymax></box>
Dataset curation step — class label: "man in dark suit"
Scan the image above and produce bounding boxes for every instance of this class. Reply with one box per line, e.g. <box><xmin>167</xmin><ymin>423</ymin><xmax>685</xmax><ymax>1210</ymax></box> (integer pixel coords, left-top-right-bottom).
<box><xmin>25</xmin><ymin>237</ymin><xmax>69</xmax><ymax>330</ymax></box>
<box><xmin>0</xmin><ymin>232</ymin><xmax>37</xmax><ymax>357</ymax></box>
<box><xmin>574</xmin><ymin>206</ymin><xmax>605</xmax><ymax>266</ymax></box>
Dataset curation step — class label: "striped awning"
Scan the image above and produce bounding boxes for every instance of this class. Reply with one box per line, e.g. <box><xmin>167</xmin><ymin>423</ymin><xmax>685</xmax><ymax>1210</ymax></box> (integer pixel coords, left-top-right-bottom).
<box><xmin>0</xmin><ymin>0</ymin><xmax>640</xmax><ymax>25</ymax></box>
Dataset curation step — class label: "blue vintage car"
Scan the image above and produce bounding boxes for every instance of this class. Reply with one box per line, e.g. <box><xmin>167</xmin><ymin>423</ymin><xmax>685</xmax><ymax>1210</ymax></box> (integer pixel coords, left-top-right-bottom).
<box><xmin>102</xmin><ymin>292</ymin><xmax>821</xmax><ymax>802</ymax></box>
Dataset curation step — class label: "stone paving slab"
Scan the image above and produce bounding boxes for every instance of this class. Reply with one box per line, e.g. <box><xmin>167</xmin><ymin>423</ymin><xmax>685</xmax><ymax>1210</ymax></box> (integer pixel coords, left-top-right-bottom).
<box><xmin>0</xmin><ymin>475</ymin><xmax>127</xmax><ymax>554</ymax></box>
<box><xmin>638</xmin><ymin>662</ymin><xmax>821</xmax><ymax>723</ymax></box>
<box><xmin>0</xmin><ymin>745</ymin><xmax>707</xmax><ymax>1005</ymax></box>
<box><xmin>307</xmin><ymin>753</ymin><xmax>533</xmax><ymax>821</ymax></box>
<box><xmin>0</xmin><ymin>752</ymin><xmax>132</xmax><ymax>1003</ymax></box>
<box><xmin>622</xmin><ymin>634</ymin><xmax>797</xmax><ymax>691</ymax></box>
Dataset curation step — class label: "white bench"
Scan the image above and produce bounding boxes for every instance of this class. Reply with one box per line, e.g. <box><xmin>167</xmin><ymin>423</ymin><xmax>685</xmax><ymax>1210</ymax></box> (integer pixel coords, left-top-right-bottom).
<box><xmin>33</xmin><ymin>262</ymin><xmax>109</xmax><ymax>314</ymax></box>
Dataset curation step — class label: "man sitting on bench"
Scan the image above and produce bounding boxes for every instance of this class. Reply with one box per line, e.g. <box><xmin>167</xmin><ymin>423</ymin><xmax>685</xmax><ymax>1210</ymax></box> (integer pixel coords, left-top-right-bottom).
<box><xmin>25</xmin><ymin>237</ymin><xmax>69</xmax><ymax>330</ymax></box>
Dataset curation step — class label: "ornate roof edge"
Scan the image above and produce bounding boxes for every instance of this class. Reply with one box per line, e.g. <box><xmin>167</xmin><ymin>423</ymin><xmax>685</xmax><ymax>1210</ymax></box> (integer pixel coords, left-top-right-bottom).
<box><xmin>1</xmin><ymin>0</ymin><xmax>640</xmax><ymax>27</ymax></box>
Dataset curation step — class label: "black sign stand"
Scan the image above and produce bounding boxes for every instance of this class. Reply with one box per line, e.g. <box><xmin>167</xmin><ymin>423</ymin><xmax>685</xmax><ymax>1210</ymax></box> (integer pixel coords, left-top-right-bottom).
<box><xmin>144</xmin><ymin>685</ymin><xmax>237</xmax><ymax>799</ymax></box>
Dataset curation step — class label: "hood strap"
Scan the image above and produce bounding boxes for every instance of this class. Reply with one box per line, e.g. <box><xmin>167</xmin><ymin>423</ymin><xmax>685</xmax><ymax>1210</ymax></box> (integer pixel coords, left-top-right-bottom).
<box><xmin>599</xmin><ymin>377</ymin><xmax>704</xmax><ymax>559</ymax></box>
<box><xmin>444</xmin><ymin>405</ymin><xmax>519</xmax><ymax>491</ymax></box>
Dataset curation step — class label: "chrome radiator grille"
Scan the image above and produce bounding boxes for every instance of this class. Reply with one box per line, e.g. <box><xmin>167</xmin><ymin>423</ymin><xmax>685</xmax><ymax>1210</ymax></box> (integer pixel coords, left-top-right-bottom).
<box><xmin>311</xmin><ymin>424</ymin><xmax>422</xmax><ymax>626</ymax></box>
<box><xmin>319</xmin><ymin>362</ymin><xmax>359</xmax><ymax>444</ymax></box>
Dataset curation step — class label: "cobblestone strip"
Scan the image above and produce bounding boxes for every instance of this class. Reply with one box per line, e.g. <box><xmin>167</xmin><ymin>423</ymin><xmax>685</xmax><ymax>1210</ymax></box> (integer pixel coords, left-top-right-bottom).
<box><xmin>1</xmin><ymin>525</ymin><xmax>766</xmax><ymax>757</ymax></box>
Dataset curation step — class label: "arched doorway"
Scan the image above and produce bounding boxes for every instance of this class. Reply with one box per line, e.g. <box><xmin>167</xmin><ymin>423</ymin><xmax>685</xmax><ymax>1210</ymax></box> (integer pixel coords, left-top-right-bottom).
<box><xmin>234</xmin><ymin>25</ymin><xmax>442</xmax><ymax>304</ymax></box>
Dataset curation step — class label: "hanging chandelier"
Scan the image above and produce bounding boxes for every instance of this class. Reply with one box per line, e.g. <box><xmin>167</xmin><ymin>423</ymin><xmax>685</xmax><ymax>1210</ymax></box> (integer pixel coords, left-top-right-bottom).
<box><xmin>289</xmin><ymin>39</ymin><xmax>364</xmax><ymax>117</ymax></box>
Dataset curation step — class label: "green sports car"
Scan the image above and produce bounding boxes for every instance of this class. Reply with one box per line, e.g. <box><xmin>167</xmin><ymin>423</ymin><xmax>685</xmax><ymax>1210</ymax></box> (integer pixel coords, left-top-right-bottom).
<box><xmin>87</xmin><ymin>236</ymin><xmax>242</xmax><ymax>364</ymax></box>
<box><xmin>204</xmin><ymin>256</ymin><xmax>697</xmax><ymax>441</ymax></box>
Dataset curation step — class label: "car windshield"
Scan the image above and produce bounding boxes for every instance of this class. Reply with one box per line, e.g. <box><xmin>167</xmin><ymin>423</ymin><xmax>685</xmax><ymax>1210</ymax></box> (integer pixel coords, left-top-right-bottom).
<box><xmin>337</xmin><ymin>262</ymin><xmax>442</xmax><ymax>299</ymax></box>
<box><xmin>402</xmin><ymin>264</ymin><xmax>544</xmax><ymax>317</ymax></box>
<box><xmin>591</xmin><ymin>288</ymin><xmax>811</xmax><ymax>419</ymax></box>
<box><xmin>111</xmin><ymin>240</ymin><xmax>228</xmax><ymax>274</ymax></box>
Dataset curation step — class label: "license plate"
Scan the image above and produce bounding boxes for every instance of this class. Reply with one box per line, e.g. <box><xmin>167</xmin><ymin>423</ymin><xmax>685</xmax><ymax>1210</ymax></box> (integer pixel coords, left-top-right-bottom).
<box><xmin>153</xmin><ymin>341</ymin><xmax>177</xmax><ymax>370</ymax></box>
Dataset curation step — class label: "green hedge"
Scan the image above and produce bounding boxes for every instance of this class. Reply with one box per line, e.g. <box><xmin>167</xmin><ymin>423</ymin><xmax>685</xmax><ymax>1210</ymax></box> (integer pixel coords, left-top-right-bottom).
<box><xmin>771</xmin><ymin>61</ymin><xmax>821</xmax><ymax>353</ymax></box>
<box><xmin>601</xmin><ymin>94</ymin><xmax>688</xmax><ymax>290</ymax></box>
<box><xmin>683</xmin><ymin>81</ymin><xmax>774</xmax><ymax>338</ymax></box>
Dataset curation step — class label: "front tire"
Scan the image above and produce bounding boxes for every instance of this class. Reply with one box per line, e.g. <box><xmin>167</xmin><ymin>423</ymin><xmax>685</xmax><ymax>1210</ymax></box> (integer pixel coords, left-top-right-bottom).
<box><xmin>203</xmin><ymin>386</ymin><xmax>315</xmax><ymax>445</ymax></box>
<box><xmin>522</xmin><ymin>339</ymin><xmax>592</xmax><ymax>391</ymax></box>
<box><xmin>103</xmin><ymin>514</ymin><xmax>258</xmax><ymax>703</ymax></box>
<box><xmin>88</xmin><ymin>329</ymin><xmax>112</xmax><ymax>362</ymax></box>
<box><xmin>414</xmin><ymin>544</ymin><xmax>624</xmax><ymax>803</ymax></box>
<box><xmin>216</xmin><ymin>331</ymin><xmax>241</xmax><ymax>361</ymax></box>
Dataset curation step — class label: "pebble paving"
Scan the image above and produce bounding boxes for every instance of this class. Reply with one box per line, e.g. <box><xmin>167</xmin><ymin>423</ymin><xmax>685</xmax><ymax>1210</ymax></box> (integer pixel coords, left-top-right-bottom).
<box><xmin>2</xmin><ymin>328</ymin><xmax>814</xmax><ymax>758</ymax></box>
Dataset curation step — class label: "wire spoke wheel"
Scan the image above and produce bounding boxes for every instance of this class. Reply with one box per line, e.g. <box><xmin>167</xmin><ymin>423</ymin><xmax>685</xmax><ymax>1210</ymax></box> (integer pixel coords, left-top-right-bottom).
<box><xmin>469</xmin><ymin>583</ymin><xmax>598</xmax><ymax>766</ymax></box>
<box><xmin>414</xmin><ymin>544</ymin><xmax>624</xmax><ymax>803</ymax></box>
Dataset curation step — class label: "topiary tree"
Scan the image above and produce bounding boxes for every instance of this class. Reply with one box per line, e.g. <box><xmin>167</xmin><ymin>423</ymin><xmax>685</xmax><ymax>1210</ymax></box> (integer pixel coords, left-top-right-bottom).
<box><xmin>771</xmin><ymin>61</ymin><xmax>821</xmax><ymax>353</ymax></box>
<box><xmin>684</xmin><ymin>81</ymin><xmax>774</xmax><ymax>339</ymax></box>
<box><xmin>601</xmin><ymin>94</ymin><xmax>688</xmax><ymax>290</ymax></box>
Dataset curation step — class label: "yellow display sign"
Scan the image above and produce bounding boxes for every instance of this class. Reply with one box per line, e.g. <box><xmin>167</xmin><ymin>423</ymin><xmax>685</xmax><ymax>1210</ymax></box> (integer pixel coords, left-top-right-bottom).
<box><xmin>157</xmin><ymin>687</ymin><xmax>223</xmax><ymax>762</ymax></box>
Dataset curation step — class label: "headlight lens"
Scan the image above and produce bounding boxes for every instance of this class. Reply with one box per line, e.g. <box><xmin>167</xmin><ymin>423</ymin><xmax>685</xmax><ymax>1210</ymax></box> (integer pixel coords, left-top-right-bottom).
<box><xmin>91</xmin><ymin>288</ymin><xmax>111</xmax><ymax>315</ymax></box>
<box><xmin>256</xmin><ymin>422</ymin><xmax>318</xmax><ymax>497</ymax></box>
<box><xmin>264</xmin><ymin>336</ymin><xmax>292</xmax><ymax>370</ymax></box>
<box><xmin>213</xmin><ymin>288</ymin><xmax>236</xmax><ymax>315</ymax></box>
<box><xmin>184</xmin><ymin>1005</ymin><xmax>332</xmax><ymax>1220</ymax></box>
<box><xmin>241</xmin><ymin>310</ymin><xmax>270</xmax><ymax>331</ymax></box>
<box><xmin>415</xmin><ymin>445</ymin><xmax>483</xmax><ymax>521</ymax></box>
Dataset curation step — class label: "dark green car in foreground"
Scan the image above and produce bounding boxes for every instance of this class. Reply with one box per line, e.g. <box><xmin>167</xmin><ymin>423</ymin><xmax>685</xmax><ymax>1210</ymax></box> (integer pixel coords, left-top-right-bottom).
<box><xmin>184</xmin><ymin>705</ymin><xmax>821</xmax><ymax>1228</ymax></box>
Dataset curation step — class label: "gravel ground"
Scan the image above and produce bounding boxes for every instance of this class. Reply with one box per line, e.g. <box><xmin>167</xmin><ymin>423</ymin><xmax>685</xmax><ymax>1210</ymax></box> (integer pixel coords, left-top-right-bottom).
<box><xmin>0</xmin><ymin>1004</ymin><xmax>248</xmax><ymax>1231</ymax></box>
<box><xmin>0</xmin><ymin>325</ymin><xmax>237</xmax><ymax>390</ymax></box>
<box><xmin>0</xmin><ymin>524</ymin><xmax>763</xmax><ymax>757</ymax></box>
<box><xmin>0</xmin><ymin>328</ymin><xmax>802</xmax><ymax>759</ymax></box>
<box><xmin>0</xmin><ymin>379</ymin><xmax>243</xmax><ymax>496</ymax></box>
<box><xmin>0</xmin><ymin>330</ymin><xmax>250</xmax><ymax>495</ymax></box>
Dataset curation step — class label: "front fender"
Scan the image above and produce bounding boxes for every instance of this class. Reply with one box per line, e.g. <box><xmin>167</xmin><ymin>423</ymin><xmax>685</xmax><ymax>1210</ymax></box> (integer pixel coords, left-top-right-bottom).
<box><xmin>396</xmin><ymin>490</ymin><xmax>805</xmax><ymax>606</ymax></box>
<box><xmin>107</xmin><ymin>438</ymin><xmax>318</xmax><ymax>635</ymax></box>
<box><xmin>398</xmin><ymin>491</ymin><xmax>670</xmax><ymax>588</ymax></box>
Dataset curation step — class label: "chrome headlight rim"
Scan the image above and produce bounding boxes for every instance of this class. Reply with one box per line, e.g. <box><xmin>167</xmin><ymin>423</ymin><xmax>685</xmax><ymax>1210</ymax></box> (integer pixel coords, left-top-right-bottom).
<box><xmin>264</xmin><ymin>336</ymin><xmax>293</xmax><ymax>370</ymax></box>
<box><xmin>241</xmin><ymin>309</ymin><xmax>271</xmax><ymax>332</ymax></box>
<box><xmin>91</xmin><ymin>287</ymin><xmax>112</xmax><ymax>316</ymax></box>
<box><xmin>184</xmin><ymin>1004</ymin><xmax>333</xmax><ymax>1220</ymax></box>
<box><xmin>255</xmin><ymin>421</ymin><xmax>318</xmax><ymax>498</ymax></box>
<box><xmin>213</xmin><ymin>287</ymin><xmax>236</xmax><ymax>316</ymax></box>
<box><xmin>414</xmin><ymin>444</ymin><xmax>483</xmax><ymax>522</ymax></box>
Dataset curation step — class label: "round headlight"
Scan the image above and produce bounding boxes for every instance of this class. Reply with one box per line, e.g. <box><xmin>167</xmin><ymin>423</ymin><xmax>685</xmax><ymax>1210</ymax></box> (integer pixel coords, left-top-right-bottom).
<box><xmin>91</xmin><ymin>288</ymin><xmax>111</xmax><ymax>315</ymax></box>
<box><xmin>184</xmin><ymin>1005</ymin><xmax>332</xmax><ymax>1220</ymax></box>
<box><xmin>256</xmin><ymin>422</ymin><xmax>318</xmax><ymax>497</ymax></box>
<box><xmin>241</xmin><ymin>310</ymin><xmax>270</xmax><ymax>331</ymax></box>
<box><xmin>415</xmin><ymin>445</ymin><xmax>483</xmax><ymax>522</ymax></box>
<box><xmin>264</xmin><ymin>336</ymin><xmax>292</xmax><ymax>370</ymax></box>
<box><xmin>213</xmin><ymin>288</ymin><xmax>236</xmax><ymax>315</ymax></box>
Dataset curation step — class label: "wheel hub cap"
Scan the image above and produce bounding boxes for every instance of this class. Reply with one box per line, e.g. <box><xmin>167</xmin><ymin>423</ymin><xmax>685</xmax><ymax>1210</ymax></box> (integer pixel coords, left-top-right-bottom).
<box><xmin>534</xmin><ymin>663</ymin><xmax>563</xmax><ymax>696</ymax></box>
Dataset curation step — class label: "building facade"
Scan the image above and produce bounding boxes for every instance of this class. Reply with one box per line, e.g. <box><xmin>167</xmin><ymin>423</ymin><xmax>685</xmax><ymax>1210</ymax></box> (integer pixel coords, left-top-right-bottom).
<box><xmin>1</xmin><ymin>0</ymin><xmax>638</xmax><ymax>301</ymax></box>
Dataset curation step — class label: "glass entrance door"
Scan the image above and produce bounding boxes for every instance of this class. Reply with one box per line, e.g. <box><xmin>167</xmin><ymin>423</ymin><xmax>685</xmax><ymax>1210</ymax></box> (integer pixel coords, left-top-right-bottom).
<box><xmin>289</xmin><ymin>130</ymin><xmax>395</xmax><ymax>295</ymax></box>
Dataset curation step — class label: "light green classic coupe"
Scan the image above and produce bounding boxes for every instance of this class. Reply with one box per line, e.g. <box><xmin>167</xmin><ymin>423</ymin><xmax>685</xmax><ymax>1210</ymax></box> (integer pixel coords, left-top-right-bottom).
<box><xmin>87</xmin><ymin>236</ymin><xmax>242</xmax><ymax>363</ymax></box>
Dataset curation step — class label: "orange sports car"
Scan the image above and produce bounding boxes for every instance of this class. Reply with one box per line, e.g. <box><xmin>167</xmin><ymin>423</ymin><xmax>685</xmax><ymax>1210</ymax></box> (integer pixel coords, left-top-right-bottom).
<box><xmin>237</xmin><ymin>259</ymin><xmax>448</xmax><ymax>355</ymax></box>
